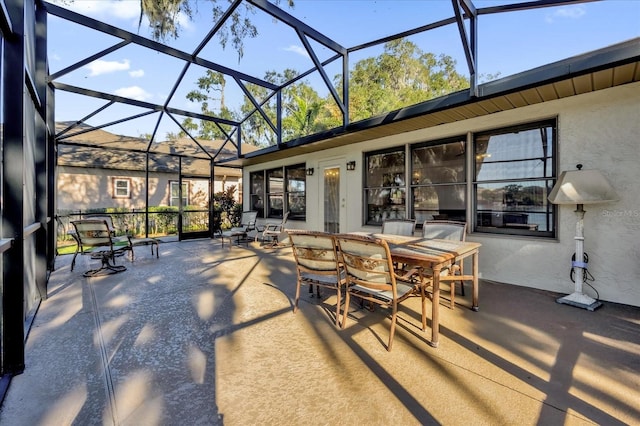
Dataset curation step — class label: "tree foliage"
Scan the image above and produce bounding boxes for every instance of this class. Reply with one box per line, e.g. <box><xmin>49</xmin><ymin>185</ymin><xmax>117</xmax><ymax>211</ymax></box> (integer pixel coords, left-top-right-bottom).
<box><xmin>346</xmin><ymin>39</ymin><xmax>469</xmax><ymax>122</ymax></box>
<box><xmin>185</xmin><ymin>38</ymin><xmax>470</xmax><ymax>147</ymax></box>
<box><xmin>139</xmin><ymin>0</ymin><xmax>294</xmax><ymax>59</ymax></box>
<box><xmin>184</xmin><ymin>70</ymin><xmax>237</xmax><ymax>139</ymax></box>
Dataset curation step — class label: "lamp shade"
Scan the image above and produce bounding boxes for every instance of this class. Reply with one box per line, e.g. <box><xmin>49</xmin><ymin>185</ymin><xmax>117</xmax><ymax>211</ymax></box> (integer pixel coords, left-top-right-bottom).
<box><xmin>548</xmin><ymin>167</ymin><xmax>618</xmax><ymax>205</ymax></box>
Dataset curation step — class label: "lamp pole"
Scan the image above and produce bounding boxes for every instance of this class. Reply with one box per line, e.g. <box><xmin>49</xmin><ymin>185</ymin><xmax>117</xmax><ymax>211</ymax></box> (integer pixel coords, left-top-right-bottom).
<box><xmin>556</xmin><ymin>203</ymin><xmax>602</xmax><ymax>311</ymax></box>
<box><xmin>548</xmin><ymin>164</ymin><xmax>617</xmax><ymax>311</ymax></box>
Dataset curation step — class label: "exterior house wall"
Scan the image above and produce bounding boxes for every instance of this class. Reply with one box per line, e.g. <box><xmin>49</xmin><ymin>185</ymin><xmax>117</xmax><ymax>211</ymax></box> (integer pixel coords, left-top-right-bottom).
<box><xmin>245</xmin><ymin>82</ymin><xmax>640</xmax><ymax>307</ymax></box>
<box><xmin>56</xmin><ymin>167</ymin><xmax>241</xmax><ymax>211</ymax></box>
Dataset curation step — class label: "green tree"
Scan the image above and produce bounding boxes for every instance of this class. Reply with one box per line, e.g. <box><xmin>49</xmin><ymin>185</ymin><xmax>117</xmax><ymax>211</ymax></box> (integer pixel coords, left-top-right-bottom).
<box><xmin>238</xmin><ymin>69</ymin><xmax>300</xmax><ymax>147</ymax></box>
<box><xmin>345</xmin><ymin>38</ymin><xmax>470</xmax><ymax>122</ymax></box>
<box><xmin>282</xmin><ymin>84</ymin><xmax>323</xmax><ymax>139</ymax></box>
<box><xmin>184</xmin><ymin>70</ymin><xmax>237</xmax><ymax>139</ymax></box>
<box><xmin>138</xmin><ymin>0</ymin><xmax>294</xmax><ymax>59</ymax></box>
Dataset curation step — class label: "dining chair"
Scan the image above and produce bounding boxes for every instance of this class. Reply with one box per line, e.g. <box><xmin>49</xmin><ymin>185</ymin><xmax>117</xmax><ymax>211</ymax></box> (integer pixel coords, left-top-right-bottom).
<box><xmin>335</xmin><ymin>233</ymin><xmax>426</xmax><ymax>351</ymax></box>
<box><xmin>288</xmin><ymin>230</ymin><xmax>347</xmax><ymax>327</ymax></box>
<box><xmin>381</xmin><ymin>218</ymin><xmax>416</xmax><ymax>236</ymax></box>
<box><xmin>381</xmin><ymin>218</ymin><xmax>417</xmax><ymax>277</ymax></box>
<box><xmin>421</xmin><ymin>220</ymin><xmax>467</xmax><ymax>308</ymax></box>
<box><xmin>70</xmin><ymin>219</ymin><xmax>127</xmax><ymax>277</ymax></box>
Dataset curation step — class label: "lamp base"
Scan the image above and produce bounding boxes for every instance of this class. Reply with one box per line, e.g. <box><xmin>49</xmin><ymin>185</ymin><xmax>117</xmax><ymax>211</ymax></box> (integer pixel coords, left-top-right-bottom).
<box><xmin>556</xmin><ymin>291</ymin><xmax>602</xmax><ymax>311</ymax></box>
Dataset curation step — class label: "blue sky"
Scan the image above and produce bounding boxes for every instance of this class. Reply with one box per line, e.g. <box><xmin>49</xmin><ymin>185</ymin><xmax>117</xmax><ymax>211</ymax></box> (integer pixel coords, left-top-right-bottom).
<box><xmin>48</xmin><ymin>0</ymin><xmax>640</xmax><ymax>140</ymax></box>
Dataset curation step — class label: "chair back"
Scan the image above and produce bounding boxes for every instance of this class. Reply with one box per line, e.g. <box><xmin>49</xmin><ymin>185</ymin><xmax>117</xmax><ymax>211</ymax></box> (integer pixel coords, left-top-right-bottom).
<box><xmin>288</xmin><ymin>230</ymin><xmax>341</xmax><ymax>276</ymax></box>
<box><xmin>72</xmin><ymin>219</ymin><xmax>114</xmax><ymax>249</ymax></box>
<box><xmin>279</xmin><ymin>210</ymin><xmax>290</xmax><ymax>228</ymax></box>
<box><xmin>381</xmin><ymin>219</ymin><xmax>416</xmax><ymax>236</ymax></box>
<box><xmin>84</xmin><ymin>214</ymin><xmax>116</xmax><ymax>235</ymax></box>
<box><xmin>421</xmin><ymin>220</ymin><xmax>467</xmax><ymax>241</ymax></box>
<box><xmin>239</xmin><ymin>211</ymin><xmax>258</xmax><ymax>231</ymax></box>
<box><xmin>335</xmin><ymin>234</ymin><xmax>397</xmax><ymax>295</ymax></box>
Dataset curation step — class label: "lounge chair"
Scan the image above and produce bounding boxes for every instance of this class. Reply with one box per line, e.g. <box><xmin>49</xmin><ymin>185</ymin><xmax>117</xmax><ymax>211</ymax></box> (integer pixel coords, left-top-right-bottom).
<box><xmin>221</xmin><ymin>211</ymin><xmax>258</xmax><ymax>247</ymax></box>
<box><xmin>256</xmin><ymin>211</ymin><xmax>290</xmax><ymax>247</ymax></box>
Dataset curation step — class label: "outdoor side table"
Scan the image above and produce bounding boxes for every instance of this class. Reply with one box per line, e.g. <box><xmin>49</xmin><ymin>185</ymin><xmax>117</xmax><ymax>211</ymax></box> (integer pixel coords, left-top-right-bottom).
<box><xmin>127</xmin><ymin>236</ymin><xmax>160</xmax><ymax>260</ymax></box>
<box><xmin>221</xmin><ymin>230</ymin><xmax>248</xmax><ymax>248</ymax></box>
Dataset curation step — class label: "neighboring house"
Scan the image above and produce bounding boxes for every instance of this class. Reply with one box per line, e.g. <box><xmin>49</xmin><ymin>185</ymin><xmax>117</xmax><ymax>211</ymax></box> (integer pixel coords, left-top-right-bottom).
<box><xmin>56</xmin><ymin>122</ymin><xmax>257</xmax><ymax>212</ymax></box>
<box><xmin>242</xmin><ymin>40</ymin><xmax>640</xmax><ymax>307</ymax></box>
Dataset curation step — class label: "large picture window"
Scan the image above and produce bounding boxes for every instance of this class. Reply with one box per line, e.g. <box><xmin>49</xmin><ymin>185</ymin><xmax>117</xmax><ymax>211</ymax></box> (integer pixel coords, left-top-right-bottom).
<box><xmin>411</xmin><ymin>138</ymin><xmax>466</xmax><ymax>224</ymax></box>
<box><xmin>252</xmin><ymin>164</ymin><xmax>306</xmax><ymax>220</ymax></box>
<box><xmin>474</xmin><ymin>120</ymin><xmax>556</xmax><ymax>237</ymax></box>
<box><xmin>363</xmin><ymin>120</ymin><xmax>554</xmax><ymax>238</ymax></box>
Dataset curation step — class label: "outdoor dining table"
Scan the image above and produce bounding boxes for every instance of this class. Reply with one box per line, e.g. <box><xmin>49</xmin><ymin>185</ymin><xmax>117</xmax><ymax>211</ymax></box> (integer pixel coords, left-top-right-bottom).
<box><xmin>350</xmin><ymin>232</ymin><xmax>481</xmax><ymax>348</ymax></box>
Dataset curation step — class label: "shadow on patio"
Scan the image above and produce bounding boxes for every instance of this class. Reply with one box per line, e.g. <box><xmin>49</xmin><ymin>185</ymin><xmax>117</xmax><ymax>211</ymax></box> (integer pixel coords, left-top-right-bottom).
<box><xmin>1</xmin><ymin>239</ymin><xmax>638</xmax><ymax>425</ymax></box>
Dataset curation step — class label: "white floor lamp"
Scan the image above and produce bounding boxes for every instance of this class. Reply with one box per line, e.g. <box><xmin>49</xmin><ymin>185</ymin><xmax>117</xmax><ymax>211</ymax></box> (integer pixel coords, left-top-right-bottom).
<box><xmin>548</xmin><ymin>164</ymin><xmax>618</xmax><ymax>311</ymax></box>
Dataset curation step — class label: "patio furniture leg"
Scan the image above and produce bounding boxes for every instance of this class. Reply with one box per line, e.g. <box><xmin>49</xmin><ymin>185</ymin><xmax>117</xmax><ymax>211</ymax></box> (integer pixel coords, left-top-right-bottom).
<box><xmin>83</xmin><ymin>252</ymin><xmax>126</xmax><ymax>277</ymax></box>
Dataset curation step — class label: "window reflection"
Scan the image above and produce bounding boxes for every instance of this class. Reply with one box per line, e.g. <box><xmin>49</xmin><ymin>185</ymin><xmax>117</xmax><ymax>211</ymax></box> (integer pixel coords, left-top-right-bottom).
<box><xmin>411</xmin><ymin>139</ymin><xmax>466</xmax><ymax>223</ymax></box>
<box><xmin>252</xmin><ymin>164</ymin><xmax>306</xmax><ymax>220</ymax></box>
<box><xmin>474</xmin><ymin>120</ymin><xmax>556</xmax><ymax>237</ymax></box>
<box><xmin>365</xmin><ymin>150</ymin><xmax>406</xmax><ymax>224</ymax></box>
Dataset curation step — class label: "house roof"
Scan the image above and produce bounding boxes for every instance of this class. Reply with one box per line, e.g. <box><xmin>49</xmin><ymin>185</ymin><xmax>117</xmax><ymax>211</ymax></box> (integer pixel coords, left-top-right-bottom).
<box><xmin>230</xmin><ymin>37</ymin><xmax>640</xmax><ymax>167</ymax></box>
<box><xmin>47</xmin><ymin>1</ymin><xmax>640</xmax><ymax>169</ymax></box>
<box><xmin>56</xmin><ymin>122</ymin><xmax>259</xmax><ymax>176</ymax></box>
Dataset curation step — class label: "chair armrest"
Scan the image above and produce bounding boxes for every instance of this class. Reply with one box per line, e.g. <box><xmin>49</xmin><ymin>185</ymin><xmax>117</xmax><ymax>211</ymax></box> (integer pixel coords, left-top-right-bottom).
<box><xmin>264</xmin><ymin>223</ymin><xmax>281</xmax><ymax>232</ymax></box>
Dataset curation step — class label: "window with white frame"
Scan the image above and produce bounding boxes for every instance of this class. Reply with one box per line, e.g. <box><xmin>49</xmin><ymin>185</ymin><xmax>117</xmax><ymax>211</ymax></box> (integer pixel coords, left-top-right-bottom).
<box><xmin>112</xmin><ymin>178</ymin><xmax>131</xmax><ymax>198</ymax></box>
<box><xmin>170</xmin><ymin>181</ymin><xmax>189</xmax><ymax>207</ymax></box>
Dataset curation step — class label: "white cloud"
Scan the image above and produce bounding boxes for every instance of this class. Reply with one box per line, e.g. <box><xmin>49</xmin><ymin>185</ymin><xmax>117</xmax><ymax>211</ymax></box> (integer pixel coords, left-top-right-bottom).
<box><xmin>85</xmin><ymin>59</ymin><xmax>130</xmax><ymax>77</ymax></box>
<box><xmin>114</xmin><ymin>86</ymin><xmax>152</xmax><ymax>102</ymax></box>
<box><xmin>283</xmin><ymin>45</ymin><xmax>309</xmax><ymax>58</ymax></box>
<box><xmin>129</xmin><ymin>69</ymin><xmax>145</xmax><ymax>78</ymax></box>
<box><xmin>545</xmin><ymin>6</ymin><xmax>586</xmax><ymax>23</ymax></box>
<box><xmin>54</xmin><ymin>0</ymin><xmax>140</xmax><ymax>20</ymax></box>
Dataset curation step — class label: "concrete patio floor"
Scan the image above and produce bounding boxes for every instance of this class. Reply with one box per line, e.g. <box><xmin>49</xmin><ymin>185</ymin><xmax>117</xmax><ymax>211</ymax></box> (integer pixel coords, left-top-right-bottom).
<box><xmin>1</xmin><ymin>238</ymin><xmax>638</xmax><ymax>425</ymax></box>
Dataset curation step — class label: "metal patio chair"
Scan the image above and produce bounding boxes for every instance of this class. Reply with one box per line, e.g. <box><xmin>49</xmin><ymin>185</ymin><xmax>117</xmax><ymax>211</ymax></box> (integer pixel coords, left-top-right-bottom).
<box><xmin>70</xmin><ymin>219</ymin><xmax>127</xmax><ymax>277</ymax></box>
<box><xmin>256</xmin><ymin>210</ymin><xmax>290</xmax><ymax>247</ymax></box>
<box><xmin>288</xmin><ymin>230</ymin><xmax>347</xmax><ymax>327</ymax></box>
<box><xmin>381</xmin><ymin>218</ymin><xmax>416</xmax><ymax>236</ymax></box>
<box><xmin>335</xmin><ymin>233</ymin><xmax>426</xmax><ymax>351</ymax></box>
<box><xmin>421</xmin><ymin>220</ymin><xmax>468</xmax><ymax>308</ymax></box>
<box><xmin>221</xmin><ymin>211</ymin><xmax>258</xmax><ymax>247</ymax></box>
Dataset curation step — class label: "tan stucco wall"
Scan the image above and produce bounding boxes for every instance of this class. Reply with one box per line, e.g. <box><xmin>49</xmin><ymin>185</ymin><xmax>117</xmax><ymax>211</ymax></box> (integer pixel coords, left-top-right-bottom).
<box><xmin>245</xmin><ymin>82</ymin><xmax>640</xmax><ymax>307</ymax></box>
<box><xmin>56</xmin><ymin>168</ymin><xmax>241</xmax><ymax>211</ymax></box>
